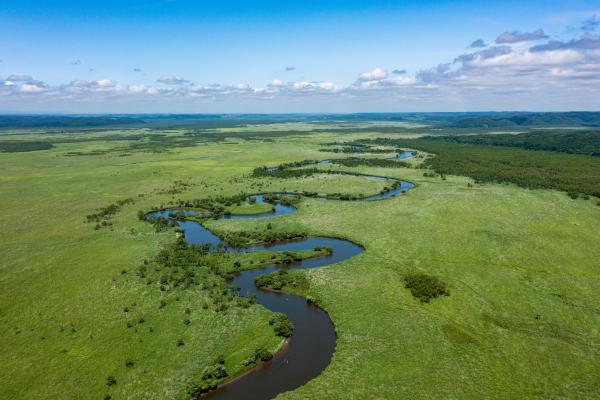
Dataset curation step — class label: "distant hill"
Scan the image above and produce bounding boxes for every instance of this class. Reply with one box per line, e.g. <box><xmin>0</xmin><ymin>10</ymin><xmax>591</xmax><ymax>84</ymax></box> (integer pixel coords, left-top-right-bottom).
<box><xmin>1</xmin><ymin>112</ymin><xmax>600</xmax><ymax>130</ymax></box>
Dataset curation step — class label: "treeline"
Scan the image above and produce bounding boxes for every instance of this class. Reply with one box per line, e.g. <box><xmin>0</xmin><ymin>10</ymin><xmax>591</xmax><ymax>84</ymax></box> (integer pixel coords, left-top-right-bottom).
<box><xmin>424</xmin><ymin>130</ymin><xmax>600</xmax><ymax>157</ymax></box>
<box><xmin>358</xmin><ymin>138</ymin><xmax>600</xmax><ymax>198</ymax></box>
<box><xmin>320</xmin><ymin>146</ymin><xmax>393</xmax><ymax>154</ymax></box>
<box><xmin>0</xmin><ymin>140</ymin><xmax>54</xmax><ymax>153</ymax></box>
<box><xmin>331</xmin><ymin>158</ymin><xmax>409</xmax><ymax>168</ymax></box>
<box><xmin>252</xmin><ymin>165</ymin><xmax>324</xmax><ymax>179</ymax></box>
<box><xmin>86</xmin><ymin>197</ymin><xmax>136</xmax><ymax>229</ymax></box>
<box><xmin>261</xmin><ymin>194</ymin><xmax>300</xmax><ymax>207</ymax></box>
<box><xmin>255</xmin><ymin>269</ymin><xmax>310</xmax><ymax>291</ymax></box>
<box><xmin>212</xmin><ymin>229</ymin><xmax>307</xmax><ymax>248</ymax></box>
<box><xmin>172</xmin><ymin>193</ymin><xmax>253</xmax><ymax>217</ymax></box>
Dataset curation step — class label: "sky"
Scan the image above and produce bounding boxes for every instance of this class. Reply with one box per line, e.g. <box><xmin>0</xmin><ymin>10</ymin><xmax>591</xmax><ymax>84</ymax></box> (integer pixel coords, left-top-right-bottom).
<box><xmin>0</xmin><ymin>0</ymin><xmax>599</xmax><ymax>113</ymax></box>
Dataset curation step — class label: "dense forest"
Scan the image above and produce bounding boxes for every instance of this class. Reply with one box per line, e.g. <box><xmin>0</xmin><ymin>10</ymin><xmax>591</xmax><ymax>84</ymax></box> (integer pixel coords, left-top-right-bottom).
<box><xmin>358</xmin><ymin>138</ymin><xmax>600</xmax><ymax>198</ymax></box>
<box><xmin>426</xmin><ymin>130</ymin><xmax>600</xmax><ymax>156</ymax></box>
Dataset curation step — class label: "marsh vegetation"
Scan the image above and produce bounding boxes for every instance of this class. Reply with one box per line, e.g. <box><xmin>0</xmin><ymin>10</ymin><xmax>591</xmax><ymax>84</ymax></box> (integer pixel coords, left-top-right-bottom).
<box><xmin>2</xmin><ymin>115</ymin><xmax>599</xmax><ymax>400</ymax></box>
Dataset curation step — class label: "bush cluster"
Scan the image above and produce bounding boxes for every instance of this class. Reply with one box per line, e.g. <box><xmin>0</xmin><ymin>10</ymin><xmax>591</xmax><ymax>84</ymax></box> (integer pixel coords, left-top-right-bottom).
<box><xmin>242</xmin><ymin>346</ymin><xmax>273</xmax><ymax>367</ymax></box>
<box><xmin>331</xmin><ymin>158</ymin><xmax>409</xmax><ymax>168</ymax></box>
<box><xmin>269</xmin><ymin>312</ymin><xmax>294</xmax><ymax>337</ymax></box>
<box><xmin>255</xmin><ymin>269</ymin><xmax>310</xmax><ymax>291</ymax></box>
<box><xmin>403</xmin><ymin>274</ymin><xmax>449</xmax><ymax>303</ymax></box>
<box><xmin>187</xmin><ymin>362</ymin><xmax>228</xmax><ymax>396</ymax></box>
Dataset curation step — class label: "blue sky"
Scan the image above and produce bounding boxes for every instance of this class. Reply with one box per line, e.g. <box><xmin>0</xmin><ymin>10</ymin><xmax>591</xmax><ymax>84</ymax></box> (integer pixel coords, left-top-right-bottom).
<box><xmin>0</xmin><ymin>0</ymin><xmax>599</xmax><ymax>112</ymax></box>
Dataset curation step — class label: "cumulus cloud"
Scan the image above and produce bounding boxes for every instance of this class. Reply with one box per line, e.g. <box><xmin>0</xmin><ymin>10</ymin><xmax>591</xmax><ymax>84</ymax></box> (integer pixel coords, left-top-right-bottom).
<box><xmin>392</xmin><ymin>69</ymin><xmax>406</xmax><ymax>75</ymax></box>
<box><xmin>469</xmin><ymin>39</ymin><xmax>486</xmax><ymax>48</ymax></box>
<box><xmin>269</xmin><ymin>79</ymin><xmax>285</xmax><ymax>87</ymax></box>
<box><xmin>156</xmin><ymin>76</ymin><xmax>189</xmax><ymax>85</ymax></box>
<box><xmin>496</xmin><ymin>29</ymin><xmax>548</xmax><ymax>43</ymax></box>
<box><xmin>455</xmin><ymin>46</ymin><xmax>513</xmax><ymax>65</ymax></box>
<box><xmin>19</xmin><ymin>84</ymin><xmax>46</xmax><ymax>93</ymax></box>
<box><xmin>416</xmin><ymin>63</ymin><xmax>452</xmax><ymax>83</ymax></box>
<box><xmin>285</xmin><ymin>66</ymin><xmax>296</xmax><ymax>71</ymax></box>
<box><xmin>530</xmin><ymin>35</ymin><xmax>600</xmax><ymax>52</ymax></box>
<box><xmin>358</xmin><ymin>68</ymin><xmax>388</xmax><ymax>81</ymax></box>
<box><xmin>96</xmin><ymin>79</ymin><xmax>115</xmax><ymax>87</ymax></box>
<box><xmin>6</xmin><ymin>74</ymin><xmax>33</xmax><ymax>82</ymax></box>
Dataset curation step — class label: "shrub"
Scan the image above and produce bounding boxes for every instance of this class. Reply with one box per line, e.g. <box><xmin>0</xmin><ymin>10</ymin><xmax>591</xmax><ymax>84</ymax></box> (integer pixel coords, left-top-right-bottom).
<box><xmin>254</xmin><ymin>346</ymin><xmax>273</xmax><ymax>362</ymax></box>
<box><xmin>212</xmin><ymin>354</ymin><xmax>225</xmax><ymax>365</ymax></box>
<box><xmin>106</xmin><ymin>375</ymin><xmax>117</xmax><ymax>386</ymax></box>
<box><xmin>202</xmin><ymin>364</ymin><xmax>228</xmax><ymax>380</ymax></box>
<box><xmin>242</xmin><ymin>346</ymin><xmax>273</xmax><ymax>366</ymax></box>
<box><xmin>269</xmin><ymin>312</ymin><xmax>294</xmax><ymax>337</ymax></box>
<box><xmin>125</xmin><ymin>359</ymin><xmax>134</xmax><ymax>368</ymax></box>
<box><xmin>187</xmin><ymin>362</ymin><xmax>229</xmax><ymax>395</ymax></box>
<box><xmin>255</xmin><ymin>270</ymin><xmax>309</xmax><ymax>291</ymax></box>
<box><xmin>403</xmin><ymin>274</ymin><xmax>449</xmax><ymax>303</ymax></box>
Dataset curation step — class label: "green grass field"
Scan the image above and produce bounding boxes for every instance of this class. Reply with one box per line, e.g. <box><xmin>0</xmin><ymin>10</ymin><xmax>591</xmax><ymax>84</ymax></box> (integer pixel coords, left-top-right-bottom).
<box><xmin>1</xmin><ymin>126</ymin><xmax>599</xmax><ymax>399</ymax></box>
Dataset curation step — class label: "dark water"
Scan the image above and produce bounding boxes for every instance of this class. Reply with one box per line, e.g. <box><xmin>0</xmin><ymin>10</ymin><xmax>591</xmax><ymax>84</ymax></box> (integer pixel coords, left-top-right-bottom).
<box><xmin>146</xmin><ymin>154</ymin><xmax>413</xmax><ymax>400</ymax></box>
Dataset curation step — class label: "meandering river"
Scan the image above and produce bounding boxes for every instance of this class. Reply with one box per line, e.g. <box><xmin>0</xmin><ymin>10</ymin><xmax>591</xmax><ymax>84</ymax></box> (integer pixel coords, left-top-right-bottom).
<box><xmin>148</xmin><ymin>154</ymin><xmax>414</xmax><ymax>399</ymax></box>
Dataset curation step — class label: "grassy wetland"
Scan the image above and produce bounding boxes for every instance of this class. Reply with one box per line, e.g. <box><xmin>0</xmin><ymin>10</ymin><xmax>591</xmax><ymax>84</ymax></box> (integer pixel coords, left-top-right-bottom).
<box><xmin>1</xmin><ymin>118</ymin><xmax>599</xmax><ymax>399</ymax></box>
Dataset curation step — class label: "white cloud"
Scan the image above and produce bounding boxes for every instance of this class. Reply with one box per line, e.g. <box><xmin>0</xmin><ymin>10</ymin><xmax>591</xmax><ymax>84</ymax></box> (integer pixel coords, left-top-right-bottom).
<box><xmin>128</xmin><ymin>85</ymin><xmax>149</xmax><ymax>94</ymax></box>
<box><xmin>317</xmin><ymin>82</ymin><xmax>337</xmax><ymax>90</ymax></box>
<box><xmin>269</xmin><ymin>79</ymin><xmax>285</xmax><ymax>87</ymax></box>
<box><xmin>465</xmin><ymin>49</ymin><xmax>584</xmax><ymax>68</ymax></box>
<box><xmin>358</xmin><ymin>68</ymin><xmax>388</xmax><ymax>81</ymax></box>
<box><xmin>19</xmin><ymin>84</ymin><xmax>46</xmax><ymax>93</ymax></box>
<box><xmin>96</xmin><ymin>79</ymin><xmax>115</xmax><ymax>87</ymax></box>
